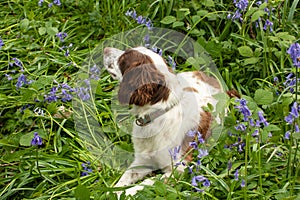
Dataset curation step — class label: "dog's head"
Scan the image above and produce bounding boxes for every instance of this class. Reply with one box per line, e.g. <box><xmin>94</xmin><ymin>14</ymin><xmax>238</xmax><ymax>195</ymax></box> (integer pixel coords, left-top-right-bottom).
<box><xmin>103</xmin><ymin>47</ymin><xmax>172</xmax><ymax>106</ymax></box>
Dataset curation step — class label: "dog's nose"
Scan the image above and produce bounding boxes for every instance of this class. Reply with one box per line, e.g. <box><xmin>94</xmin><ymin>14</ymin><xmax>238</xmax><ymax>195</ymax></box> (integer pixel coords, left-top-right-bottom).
<box><xmin>103</xmin><ymin>47</ymin><xmax>112</xmax><ymax>55</ymax></box>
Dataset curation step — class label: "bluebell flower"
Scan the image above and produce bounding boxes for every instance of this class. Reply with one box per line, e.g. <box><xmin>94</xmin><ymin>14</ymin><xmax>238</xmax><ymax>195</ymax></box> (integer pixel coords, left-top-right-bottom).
<box><xmin>168</xmin><ymin>146</ymin><xmax>181</xmax><ymax>160</ymax></box>
<box><xmin>31</xmin><ymin>132</ymin><xmax>43</xmax><ymax>146</ymax></box>
<box><xmin>284</xmin><ymin>131</ymin><xmax>290</xmax><ymax>140</ymax></box>
<box><xmin>76</xmin><ymin>87</ymin><xmax>90</xmax><ymax>101</ymax></box>
<box><xmin>235</xmin><ymin>123</ymin><xmax>247</xmax><ymax>131</ymax></box>
<box><xmin>48</xmin><ymin>3</ymin><xmax>53</xmax><ymax>7</ymax></box>
<box><xmin>167</xmin><ymin>55</ymin><xmax>176</xmax><ymax>70</ymax></box>
<box><xmin>227</xmin><ymin>161</ymin><xmax>232</xmax><ymax>171</ymax></box>
<box><xmin>12</xmin><ymin>58</ymin><xmax>23</xmax><ymax>69</ymax></box>
<box><xmin>197</xmin><ymin>148</ymin><xmax>208</xmax><ymax>158</ymax></box>
<box><xmin>5</xmin><ymin>74</ymin><xmax>12</xmax><ymax>81</ymax></box>
<box><xmin>287</xmin><ymin>43</ymin><xmax>300</xmax><ymax>68</ymax></box>
<box><xmin>203</xmin><ymin>179</ymin><xmax>210</xmax><ymax>187</ymax></box>
<box><xmin>252</xmin><ymin>129</ymin><xmax>259</xmax><ymax>137</ymax></box>
<box><xmin>81</xmin><ymin>162</ymin><xmax>93</xmax><ymax>176</ymax></box>
<box><xmin>235</xmin><ymin>99</ymin><xmax>252</xmax><ymax>121</ymax></box>
<box><xmin>189</xmin><ymin>141</ymin><xmax>198</xmax><ymax>149</ymax></box>
<box><xmin>257</xmin><ymin>111</ymin><xmax>269</xmax><ymax>126</ymax></box>
<box><xmin>38</xmin><ymin>0</ymin><xmax>44</xmax><ymax>6</ymax></box>
<box><xmin>268</xmin><ymin>132</ymin><xmax>272</xmax><ymax>137</ymax></box>
<box><xmin>241</xmin><ymin>179</ymin><xmax>246</xmax><ymax>187</ymax></box>
<box><xmin>0</xmin><ymin>37</ymin><xmax>4</xmax><ymax>49</ymax></box>
<box><xmin>56</xmin><ymin>32</ymin><xmax>68</xmax><ymax>42</ymax></box>
<box><xmin>65</xmin><ymin>49</ymin><xmax>70</xmax><ymax>57</ymax></box>
<box><xmin>295</xmin><ymin>124</ymin><xmax>300</xmax><ymax>133</ymax></box>
<box><xmin>263</xmin><ymin>19</ymin><xmax>273</xmax><ymax>32</ymax></box>
<box><xmin>53</xmin><ymin>0</ymin><xmax>61</xmax><ymax>6</ymax></box>
<box><xmin>89</xmin><ymin>65</ymin><xmax>100</xmax><ymax>80</ymax></box>
<box><xmin>144</xmin><ymin>34</ymin><xmax>150</xmax><ymax>47</ymax></box>
<box><xmin>16</xmin><ymin>74</ymin><xmax>31</xmax><ymax>89</ymax></box>
<box><xmin>234</xmin><ymin>0</ymin><xmax>249</xmax><ymax>11</ymax></box>
<box><xmin>61</xmin><ymin>89</ymin><xmax>73</xmax><ymax>102</ymax></box>
<box><xmin>256</xmin><ymin>1</ymin><xmax>262</xmax><ymax>6</ymax></box>
<box><xmin>234</xmin><ymin>169</ymin><xmax>239</xmax><ymax>180</ymax></box>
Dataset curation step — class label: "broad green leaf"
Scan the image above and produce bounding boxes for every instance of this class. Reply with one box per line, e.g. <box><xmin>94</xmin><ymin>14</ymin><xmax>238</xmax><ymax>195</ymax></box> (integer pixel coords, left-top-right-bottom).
<box><xmin>160</xmin><ymin>16</ymin><xmax>176</xmax><ymax>24</ymax></box>
<box><xmin>31</xmin><ymin>76</ymin><xmax>55</xmax><ymax>90</ymax></box>
<box><xmin>244</xmin><ymin>57</ymin><xmax>259</xmax><ymax>65</ymax></box>
<box><xmin>19</xmin><ymin>132</ymin><xmax>34</xmax><ymax>146</ymax></box>
<box><xmin>75</xmin><ymin>185</ymin><xmax>90</xmax><ymax>200</ymax></box>
<box><xmin>202</xmin><ymin>0</ymin><xmax>215</xmax><ymax>7</ymax></box>
<box><xmin>192</xmin><ymin>15</ymin><xmax>201</xmax><ymax>24</ymax></box>
<box><xmin>20</xmin><ymin>19</ymin><xmax>30</xmax><ymax>31</ymax></box>
<box><xmin>276</xmin><ymin>32</ymin><xmax>296</xmax><ymax>41</ymax></box>
<box><xmin>238</xmin><ymin>46</ymin><xmax>253</xmax><ymax>57</ymax></box>
<box><xmin>38</xmin><ymin>27</ymin><xmax>46</xmax><ymax>35</ymax></box>
<box><xmin>46</xmin><ymin>26</ymin><xmax>58</xmax><ymax>36</ymax></box>
<box><xmin>251</xmin><ymin>10</ymin><xmax>265</xmax><ymax>22</ymax></box>
<box><xmin>263</xmin><ymin>124</ymin><xmax>281</xmax><ymax>132</ymax></box>
<box><xmin>254</xmin><ymin>89</ymin><xmax>273</xmax><ymax>105</ymax></box>
<box><xmin>172</xmin><ymin>21</ymin><xmax>184</xmax><ymax>28</ymax></box>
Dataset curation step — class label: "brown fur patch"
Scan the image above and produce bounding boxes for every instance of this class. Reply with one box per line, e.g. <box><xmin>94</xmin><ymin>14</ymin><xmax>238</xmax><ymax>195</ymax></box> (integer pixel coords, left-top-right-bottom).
<box><xmin>192</xmin><ymin>71</ymin><xmax>220</xmax><ymax>89</ymax></box>
<box><xmin>183</xmin><ymin>87</ymin><xmax>198</xmax><ymax>93</ymax></box>
<box><xmin>198</xmin><ymin>111</ymin><xmax>212</xmax><ymax>140</ymax></box>
<box><xmin>117</xmin><ymin>49</ymin><xmax>170</xmax><ymax>106</ymax></box>
<box><xmin>226</xmin><ymin>89</ymin><xmax>241</xmax><ymax>98</ymax></box>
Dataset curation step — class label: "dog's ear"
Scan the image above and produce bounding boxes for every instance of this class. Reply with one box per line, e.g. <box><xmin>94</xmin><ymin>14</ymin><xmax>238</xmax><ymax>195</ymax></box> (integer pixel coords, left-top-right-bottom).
<box><xmin>117</xmin><ymin>50</ymin><xmax>170</xmax><ymax>106</ymax></box>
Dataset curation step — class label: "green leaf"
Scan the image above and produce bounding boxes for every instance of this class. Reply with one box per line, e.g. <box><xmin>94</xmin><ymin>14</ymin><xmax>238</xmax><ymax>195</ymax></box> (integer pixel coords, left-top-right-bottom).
<box><xmin>160</xmin><ymin>16</ymin><xmax>176</xmax><ymax>24</ymax></box>
<box><xmin>275</xmin><ymin>32</ymin><xmax>296</xmax><ymax>41</ymax></box>
<box><xmin>46</xmin><ymin>26</ymin><xmax>58</xmax><ymax>36</ymax></box>
<box><xmin>254</xmin><ymin>89</ymin><xmax>273</xmax><ymax>105</ymax></box>
<box><xmin>251</xmin><ymin>10</ymin><xmax>265</xmax><ymax>22</ymax></box>
<box><xmin>244</xmin><ymin>57</ymin><xmax>259</xmax><ymax>65</ymax></box>
<box><xmin>38</xmin><ymin>27</ymin><xmax>47</xmax><ymax>35</ymax></box>
<box><xmin>154</xmin><ymin>181</ymin><xmax>166</xmax><ymax>196</ymax></box>
<box><xmin>75</xmin><ymin>185</ymin><xmax>90</xmax><ymax>200</ymax></box>
<box><xmin>20</xmin><ymin>19</ymin><xmax>30</xmax><ymax>31</ymax></box>
<box><xmin>172</xmin><ymin>21</ymin><xmax>184</xmax><ymax>28</ymax></box>
<box><xmin>263</xmin><ymin>124</ymin><xmax>281</xmax><ymax>132</ymax></box>
<box><xmin>19</xmin><ymin>132</ymin><xmax>34</xmax><ymax>146</ymax></box>
<box><xmin>238</xmin><ymin>46</ymin><xmax>253</xmax><ymax>57</ymax></box>
<box><xmin>31</xmin><ymin>76</ymin><xmax>55</xmax><ymax>90</ymax></box>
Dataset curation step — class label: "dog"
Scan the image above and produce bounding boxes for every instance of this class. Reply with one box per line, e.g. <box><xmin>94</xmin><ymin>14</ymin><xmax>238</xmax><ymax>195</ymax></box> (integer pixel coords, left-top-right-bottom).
<box><xmin>103</xmin><ymin>46</ymin><xmax>223</xmax><ymax>196</ymax></box>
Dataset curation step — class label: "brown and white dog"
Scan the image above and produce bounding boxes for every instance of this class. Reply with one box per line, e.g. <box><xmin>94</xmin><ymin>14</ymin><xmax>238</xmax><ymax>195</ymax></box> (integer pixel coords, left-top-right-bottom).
<box><xmin>103</xmin><ymin>46</ymin><xmax>223</xmax><ymax>196</ymax></box>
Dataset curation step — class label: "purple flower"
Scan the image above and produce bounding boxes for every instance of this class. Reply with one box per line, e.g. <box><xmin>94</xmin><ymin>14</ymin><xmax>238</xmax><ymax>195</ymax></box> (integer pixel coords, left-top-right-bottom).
<box><xmin>235</xmin><ymin>99</ymin><xmax>252</xmax><ymax>121</ymax></box>
<box><xmin>12</xmin><ymin>58</ymin><xmax>23</xmax><ymax>69</ymax></box>
<box><xmin>263</xmin><ymin>19</ymin><xmax>273</xmax><ymax>32</ymax></box>
<box><xmin>167</xmin><ymin>55</ymin><xmax>176</xmax><ymax>70</ymax></box>
<box><xmin>189</xmin><ymin>141</ymin><xmax>198</xmax><ymax>149</ymax></box>
<box><xmin>192</xmin><ymin>175</ymin><xmax>206</xmax><ymax>186</ymax></box>
<box><xmin>291</xmin><ymin>102</ymin><xmax>299</xmax><ymax>118</ymax></box>
<box><xmin>76</xmin><ymin>87</ymin><xmax>90</xmax><ymax>101</ymax></box>
<box><xmin>257</xmin><ymin>111</ymin><xmax>269</xmax><ymax>126</ymax></box>
<box><xmin>284</xmin><ymin>131</ymin><xmax>290</xmax><ymax>140</ymax></box>
<box><xmin>53</xmin><ymin>0</ymin><xmax>61</xmax><ymax>6</ymax></box>
<box><xmin>81</xmin><ymin>162</ymin><xmax>93</xmax><ymax>176</ymax></box>
<box><xmin>0</xmin><ymin>37</ymin><xmax>4</xmax><ymax>49</ymax></box>
<box><xmin>31</xmin><ymin>132</ymin><xmax>43</xmax><ymax>146</ymax></box>
<box><xmin>61</xmin><ymin>89</ymin><xmax>73</xmax><ymax>102</ymax></box>
<box><xmin>197</xmin><ymin>148</ymin><xmax>208</xmax><ymax>158</ymax></box>
<box><xmin>48</xmin><ymin>3</ymin><xmax>53</xmax><ymax>7</ymax></box>
<box><xmin>227</xmin><ymin>161</ymin><xmax>232</xmax><ymax>171</ymax></box>
<box><xmin>296</xmin><ymin>124</ymin><xmax>300</xmax><ymax>133</ymax></box>
<box><xmin>56</xmin><ymin>32</ymin><xmax>68</xmax><ymax>42</ymax></box>
<box><xmin>241</xmin><ymin>179</ymin><xmax>246</xmax><ymax>187</ymax></box>
<box><xmin>16</xmin><ymin>74</ymin><xmax>30</xmax><ymax>89</ymax></box>
<box><xmin>234</xmin><ymin>169</ymin><xmax>239</xmax><ymax>180</ymax></box>
<box><xmin>235</xmin><ymin>0</ymin><xmax>249</xmax><ymax>11</ymax></box>
<box><xmin>168</xmin><ymin>146</ymin><xmax>181</xmax><ymax>160</ymax></box>
<box><xmin>38</xmin><ymin>0</ymin><xmax>44</xmax><ymax>6</ymax></box>
<box><xmin>235</xmin><ymin>123</ymin><xmax>247</xmax><ymax>131</ymax></box>
<box><xmin>203</xmin><ymin>179</ymin><xmax>210</xmax><ymax>187</ymax></box>
<box><xmin>287</xmin><ymin>43</ymin><xmax>300</xmax><ymax>68</ymax></box>
<box><xmin>5</xmin><ymin>74</ymin><xmax>12</xmax><ymax>81</ymax></box>
<box><xmin>252</xmin><ymin>129</ymin><xmax>259</xmax><ymax>137</ymax></box>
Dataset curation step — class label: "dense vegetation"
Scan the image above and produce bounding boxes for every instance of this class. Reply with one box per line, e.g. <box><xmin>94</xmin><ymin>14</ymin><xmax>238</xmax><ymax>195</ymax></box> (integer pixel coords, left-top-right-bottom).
<box><xmin>0</xmin><ymin>0</ymin><xmax>299</xmax><ymax>199</ymax></box>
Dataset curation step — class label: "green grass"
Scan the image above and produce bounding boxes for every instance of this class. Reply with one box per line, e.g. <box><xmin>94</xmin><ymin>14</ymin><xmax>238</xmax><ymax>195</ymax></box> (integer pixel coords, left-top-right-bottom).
<box><xmin>0</xmin><ymin>0</ymin><xmax>300</xmax><ymax>199</ymax></box>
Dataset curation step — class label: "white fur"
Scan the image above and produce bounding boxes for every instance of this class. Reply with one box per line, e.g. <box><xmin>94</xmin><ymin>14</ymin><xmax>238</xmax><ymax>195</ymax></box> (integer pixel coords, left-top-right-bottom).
<box><xmin>103</xmin><ymin>46</ymin><xmax>222</xmax><ymax>197</ymax></box>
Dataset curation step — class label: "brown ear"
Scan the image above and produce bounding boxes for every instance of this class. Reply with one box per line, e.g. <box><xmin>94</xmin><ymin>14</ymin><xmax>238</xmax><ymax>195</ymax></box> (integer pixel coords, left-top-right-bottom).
<box><xmin>118</xmin><ymin>63</ymin><xmax>170</xmax><ymax>106</ymax></box>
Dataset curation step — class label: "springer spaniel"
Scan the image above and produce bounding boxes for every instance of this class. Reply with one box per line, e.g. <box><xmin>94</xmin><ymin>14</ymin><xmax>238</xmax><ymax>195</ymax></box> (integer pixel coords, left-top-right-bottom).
<box><xmin>103</xmin><ymin>46</ymin><xmax>223</xmax><ymax>196</ymax></box>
